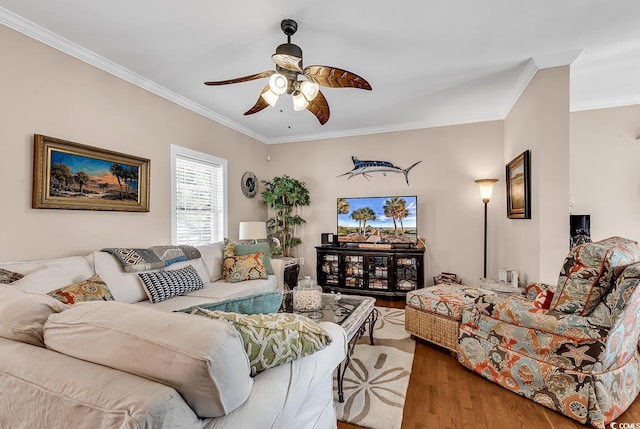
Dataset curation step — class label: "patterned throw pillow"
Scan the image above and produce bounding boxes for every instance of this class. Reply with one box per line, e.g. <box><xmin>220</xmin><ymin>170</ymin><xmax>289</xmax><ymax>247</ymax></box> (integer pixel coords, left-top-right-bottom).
<box><xmin>0</xmin><ymin>268</ymin><xmax>24</xmax><ymax>284</ymax></box>
<box><xmin>192</xmin><ymin>308</ymin><xmax>332</xmax><ymax>376</ymax></box>
<box><xmin>533</xmin><ymin>289</ymin><xmax>554</xmax><ymax>309</ymax></box>
<box><xmin>47</xmin><ymin>274</ymin><xmax>115</xmax><ymax>305</ymax></box>
<box><xmin>235</xmin><ymin>242</ymin><xmax>274</xmax><ymax>275</ymax></box>
<box><xmin>138</xmin><ymin>264</ymin><xmax>204</xmax><ymax>304</ymax></box>
<box><xmin>223</xmin><ymin>252</ymin><xmax>268</xmax><ymax>283</ymax></box>
<box><xmin>223</xmin><ymin>238</ymin><xmax>236</xmax><ymax>258</ymax></box>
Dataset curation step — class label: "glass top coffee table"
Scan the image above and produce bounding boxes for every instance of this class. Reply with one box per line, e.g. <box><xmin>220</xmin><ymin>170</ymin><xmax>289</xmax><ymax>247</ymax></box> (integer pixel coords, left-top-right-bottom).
<box><xmin>281</xmin><ymin>291</ymin><xmax>378</xmax><ymax>402</ymax></box>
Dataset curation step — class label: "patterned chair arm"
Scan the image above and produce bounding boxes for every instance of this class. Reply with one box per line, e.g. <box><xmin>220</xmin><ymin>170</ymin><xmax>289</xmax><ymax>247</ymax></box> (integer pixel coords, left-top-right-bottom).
<box><xmin>524</xmin><ymin>282</ymin><xmax>553</xmax><ymax>300</ymax></box>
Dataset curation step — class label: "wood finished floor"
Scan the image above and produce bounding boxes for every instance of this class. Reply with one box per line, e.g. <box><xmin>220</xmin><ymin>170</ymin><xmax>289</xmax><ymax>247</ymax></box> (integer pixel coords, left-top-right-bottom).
<box><xmin>337</xmin><ymin>298</ymin><xmax>640</xmax><ymax>429</ymax></box>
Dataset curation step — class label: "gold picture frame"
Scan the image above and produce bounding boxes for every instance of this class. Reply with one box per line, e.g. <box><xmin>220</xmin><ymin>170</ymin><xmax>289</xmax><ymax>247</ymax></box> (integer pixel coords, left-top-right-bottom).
<box><xmin>33</xmin><ymin>134</ymin><xmax>150</xmax><ymax>212</ymax></box>
<box><xmin>505</xmin><ymin>150</ymin><xmax>530</xmax><ymax>219</ymax></box>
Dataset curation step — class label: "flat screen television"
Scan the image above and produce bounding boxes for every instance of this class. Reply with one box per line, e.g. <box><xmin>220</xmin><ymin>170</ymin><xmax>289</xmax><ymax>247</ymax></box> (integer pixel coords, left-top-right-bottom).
<box><xmin>337</xmin><ymin>195</ymin><xmax>418</xmax><ymax>245</ymax></box>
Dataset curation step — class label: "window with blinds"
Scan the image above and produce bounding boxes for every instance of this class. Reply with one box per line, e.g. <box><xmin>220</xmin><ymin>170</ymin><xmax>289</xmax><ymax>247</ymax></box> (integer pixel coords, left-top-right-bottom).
<box><xmin>171</xmin><ymin>145</ymin><xmax>227</xmax><ymax>245</ymax></box>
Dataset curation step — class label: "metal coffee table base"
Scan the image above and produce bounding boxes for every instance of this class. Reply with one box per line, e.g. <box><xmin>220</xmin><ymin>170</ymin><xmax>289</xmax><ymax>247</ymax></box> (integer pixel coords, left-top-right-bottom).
<box><xmin>336</xmin><ymin>308</ymin><xmax>379</xmax><ymax>402</ymax></box>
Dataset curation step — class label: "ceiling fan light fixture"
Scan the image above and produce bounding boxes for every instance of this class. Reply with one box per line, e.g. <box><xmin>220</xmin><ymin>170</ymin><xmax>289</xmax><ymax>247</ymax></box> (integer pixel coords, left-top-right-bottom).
<box><xmin>300</xmin><ymin>80</ymin><xmax>319</xmax><ymax>101</ymax></box>
<box><xmin>272</xmin><ymin>43</ymin><xmax>303</xmax><ymax>72</ymax></box>
<box><xmin>268</xmin><ymin>73</ymin><xmax>288</xmax><ymax>95</ymax></box>
<box><xmin>292</xmin><ymin>91</ymin><xmax>309</xmax><ymax>111</ymax></box>
<box><xmin>261</xmin><ymin>89</ymin><xmax>279</xmax><ymax>107</ymax></box>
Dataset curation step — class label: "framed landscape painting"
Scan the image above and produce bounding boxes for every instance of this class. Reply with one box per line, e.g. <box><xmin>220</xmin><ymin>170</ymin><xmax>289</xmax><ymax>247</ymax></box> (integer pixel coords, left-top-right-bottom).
<box><xmin>506</xmin><ymin>149</ymin><xmax>530</xmax><ymax>219</ymax></box>
<box><xmin>33</xmin><ymin>134</ymin><xmax>150</xmax><ymax>212</ymax></box>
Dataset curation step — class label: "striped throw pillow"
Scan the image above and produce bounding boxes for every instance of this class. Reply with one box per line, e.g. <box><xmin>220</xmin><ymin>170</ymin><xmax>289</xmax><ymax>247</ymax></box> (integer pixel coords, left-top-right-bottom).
<box><xmin>138</xmin><ymin>265</ymin><xmax>204</xmax><ymax>304</ymax></box>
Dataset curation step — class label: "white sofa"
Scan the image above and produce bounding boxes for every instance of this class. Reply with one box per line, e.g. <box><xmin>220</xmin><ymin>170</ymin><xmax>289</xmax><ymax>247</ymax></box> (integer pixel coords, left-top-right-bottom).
<box><xmin>0</xmin><ymin>243</ymin><xmax>347</xmax><ymax>429</ymax></box>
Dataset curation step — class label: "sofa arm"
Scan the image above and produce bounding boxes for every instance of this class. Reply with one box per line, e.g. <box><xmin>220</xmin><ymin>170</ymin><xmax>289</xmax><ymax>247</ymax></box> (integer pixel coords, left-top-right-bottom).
<box><xmin>270</xmin><ymin>258</ymin><xmax>285</xmax><ymax>290</ymax></box>
<box><xmin>524</xmin><ymin>282</ymin><xmax>553</xmax><ymax>300</ymax></box>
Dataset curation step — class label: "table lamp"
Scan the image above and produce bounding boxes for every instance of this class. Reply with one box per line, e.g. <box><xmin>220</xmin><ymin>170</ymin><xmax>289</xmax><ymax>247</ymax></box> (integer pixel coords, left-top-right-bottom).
<box><xmin>239</xmin><ymin>221</ymin><xmax>267</xmax><ymax>244</ymax></box>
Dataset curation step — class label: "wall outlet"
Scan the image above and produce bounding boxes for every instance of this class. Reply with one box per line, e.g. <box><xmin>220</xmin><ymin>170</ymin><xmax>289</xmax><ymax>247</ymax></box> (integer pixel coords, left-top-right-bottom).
<box><xmin>299</xmin><ymin>257</ymin><xmax>305</xmax><ymax>265</ymax></box>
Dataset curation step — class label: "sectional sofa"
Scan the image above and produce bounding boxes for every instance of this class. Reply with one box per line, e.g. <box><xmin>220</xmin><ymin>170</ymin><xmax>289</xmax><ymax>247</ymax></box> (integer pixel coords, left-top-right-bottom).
<box><xmin>0</xmin><ymin>242</ymin><xmax>347</xmax><ymax>428</ymax></box>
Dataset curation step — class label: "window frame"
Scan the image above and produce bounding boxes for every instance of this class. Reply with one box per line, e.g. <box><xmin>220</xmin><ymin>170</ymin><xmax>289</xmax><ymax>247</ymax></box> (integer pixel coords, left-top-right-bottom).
<box><xmin>170</xmin><ymin>144</ymin><xmax>228</xmax><ymax>245</ymax></box>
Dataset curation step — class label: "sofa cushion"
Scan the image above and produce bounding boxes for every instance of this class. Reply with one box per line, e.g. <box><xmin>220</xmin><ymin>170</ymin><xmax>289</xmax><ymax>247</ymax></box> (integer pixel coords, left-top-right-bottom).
<box><xmin>196</xmin><ymin>242</ymin><xmax>223</xmax><ymax>282</ymax></box>
<box><xmin>9</xmin><ymin>266</ymin><xmax>75</xmax><ymax>294</ymax></box>
<box><xmin>224</xmin><ymin>252</ymin><xmax>268</xmax><ymax>283</ymax></box>
<box><xmin>192</xmin><ymin>308</ymin><xmax>332</xmax><ymax>376</ymax></box>
<box><xmin>43</xmin><ymin>301</ymin><xmax>252</xmax><ymax>418</ymax></box>
<box><xmin>177</xmin><ymin>291</ymin><xmax>284</xmax><ymax>315</ymax></box>
<box><xmin>47</xmin><ymin>274</ymin><xmax>115</xmax><ymax>305</ymax></box>
<box><xmin>0</xmin><ymin>268</ymin><xmax>23</xmax><ymax>284</ymax></box>
<box><xmin>138</xmin><ymin>264</ymin><xmax>205</xmax><ymax>304</ymax></box>
<box><xmin>551</xmin><ymin>237</ymin><xmax>640</xmax><ymax>315</ymax></box>
<box><xmin>235</xmin><ymin>242</ymin><xmax>274</xmax><ymax>275</ymax></box>
<box><xmin>0</xmin><ymin>286</ymin><xmax>68</xmax><ymax>347</ymax></box>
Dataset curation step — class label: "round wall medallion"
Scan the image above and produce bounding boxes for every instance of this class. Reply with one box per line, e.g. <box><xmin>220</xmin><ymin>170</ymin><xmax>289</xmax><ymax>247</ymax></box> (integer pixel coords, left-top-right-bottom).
<box><xmin>241</xmin><ymin>171</ymin><xmax>258</xmax><ymax>198</ymax></box>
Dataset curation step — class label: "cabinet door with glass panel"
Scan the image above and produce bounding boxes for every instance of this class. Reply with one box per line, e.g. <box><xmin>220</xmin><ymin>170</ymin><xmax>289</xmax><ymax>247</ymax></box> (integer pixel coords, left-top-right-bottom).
<box><xmin>318</xmin><ymin>252</ymin><xmax>340</xmax><ymax>287</ymax></box>
<box><xmin>395</xmin><ymin>255</ymin><xmax>422</xmax><ymax>292</ymax></box>
<box><xmin>343</xmin><ymin>254</ymin><xmax>365</xmax><ymax>288</ymax></box>
<box><xmin>366</xmin><ymin>254</ymin><xmax>391</xmax><ymax>291</ymax></box>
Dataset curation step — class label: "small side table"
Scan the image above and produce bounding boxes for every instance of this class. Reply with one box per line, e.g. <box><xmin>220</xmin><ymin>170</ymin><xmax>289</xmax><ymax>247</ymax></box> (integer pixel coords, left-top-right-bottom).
<box><xmin>282</xmin><ymin>257</ymin><xmax>300</xmax><ymax>290</ymax></box>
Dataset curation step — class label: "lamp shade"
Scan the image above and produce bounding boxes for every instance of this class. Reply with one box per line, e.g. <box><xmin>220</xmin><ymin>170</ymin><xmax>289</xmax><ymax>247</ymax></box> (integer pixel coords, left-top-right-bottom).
<box><xmin>292</xmin><ymin>91</ymin><xmax>309</xmax><ymax>111</ymax></box>
<box><xmin>239</xmin><ymin>221</ymin><xmax>267</xmax><ymax>242</ymax></box>
<box><xmin>475</xmin><ymin>179</ymin><xmax>499</xmax><ymax>203</ymax></box>
<box><xmin>261</xmin><ymin>89</ymin><xmax>279</xmax><ymax>107</ymax></box>
<box><xmin>300</xmin><ymin>80</ymin><xmax>319</xmax><ymax>101</ymax></box>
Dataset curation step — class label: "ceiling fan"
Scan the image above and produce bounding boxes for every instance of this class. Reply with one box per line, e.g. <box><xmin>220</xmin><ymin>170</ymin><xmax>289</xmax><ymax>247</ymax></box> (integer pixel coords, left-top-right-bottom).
<box><xmin>204</xmin><ymin>19</ymin><xmax>372</xmax><ymax>125</ymax></box>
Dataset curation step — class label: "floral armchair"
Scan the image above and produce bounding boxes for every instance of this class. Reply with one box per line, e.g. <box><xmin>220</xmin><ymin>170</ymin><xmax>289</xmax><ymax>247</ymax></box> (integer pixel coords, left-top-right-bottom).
<box><xmin>457</xmin><ymin>237</ymin><xmax>640</xmax><ymax>428</ymax></box>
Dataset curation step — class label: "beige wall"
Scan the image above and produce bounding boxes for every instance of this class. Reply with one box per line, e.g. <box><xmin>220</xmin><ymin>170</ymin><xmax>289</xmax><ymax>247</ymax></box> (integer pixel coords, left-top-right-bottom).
<box><xmin>504</xmin><ymin>66</ymin><xmax>571</xmax><ymax>285</ymax></box>
<box><xmin>0</xmin><ymin>25</ymin><xmax>267</xmax><ymax>261</ymax></box>
<box><xmin>570</xmin><ymin>105</ymin><xmax>640</xmax><ymax>242</ymax></box>
<box><xmin>266</xmin><ymin>122</ymin><xmax>505</xmax><ymax>285</ymax></box>
<box><xmin>2</xmin><ymin>22</ymin><xmax>639</xmax><ymax>289</ymax></box>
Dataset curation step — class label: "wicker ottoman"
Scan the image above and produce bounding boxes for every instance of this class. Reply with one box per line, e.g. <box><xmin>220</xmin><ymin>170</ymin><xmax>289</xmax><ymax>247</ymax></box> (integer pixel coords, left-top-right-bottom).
<box><xmin>405</xmin><ymin>285</ymin><xmax>487</xmax><ymax>353</ymax></box>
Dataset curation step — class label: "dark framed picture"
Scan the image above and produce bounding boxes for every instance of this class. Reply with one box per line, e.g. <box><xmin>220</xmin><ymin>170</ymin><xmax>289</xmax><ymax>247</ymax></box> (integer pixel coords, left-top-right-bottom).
<box><xmin>505</xmin><ymin>150</ymin><xmax>530</xmax><ymax>219</ymax></box>
<box><xmin>32</xmin><ymin>134</ymin><xmax>150</xmax><ymax>212</ymax></box>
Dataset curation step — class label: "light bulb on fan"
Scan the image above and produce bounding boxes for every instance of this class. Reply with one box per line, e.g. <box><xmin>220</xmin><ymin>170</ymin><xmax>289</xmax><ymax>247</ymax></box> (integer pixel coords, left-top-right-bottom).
<box><xmin>268</xmin><ymin>73</ymin><xmax>288</xmax><ymax>95</ymax></box>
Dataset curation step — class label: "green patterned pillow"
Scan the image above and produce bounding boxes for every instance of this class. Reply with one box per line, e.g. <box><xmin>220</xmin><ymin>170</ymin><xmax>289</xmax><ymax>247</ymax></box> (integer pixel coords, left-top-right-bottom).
<box><xmin>192</xmin><ymin>308</ymin><xmax>332</xmax><ymax>376</ymax></box>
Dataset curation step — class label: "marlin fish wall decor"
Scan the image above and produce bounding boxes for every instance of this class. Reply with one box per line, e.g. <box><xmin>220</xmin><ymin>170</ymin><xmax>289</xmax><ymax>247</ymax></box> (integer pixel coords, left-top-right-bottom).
<box><xmin>338</xmin><ymin>156</ymin><xmax>422</xmax><ymax>185</ymax></box>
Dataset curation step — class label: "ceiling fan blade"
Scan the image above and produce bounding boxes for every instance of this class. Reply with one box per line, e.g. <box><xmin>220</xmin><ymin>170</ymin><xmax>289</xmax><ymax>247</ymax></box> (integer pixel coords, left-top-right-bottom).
<box><xmin>204</xmin><ymin>70</ymin><xmax>274</xmax><ymax>86</ymax></box>
<box><xmin>272</xmin><ymin>53</ymin><xmax>303</xmax><ymax>73</ymax></box>
<box><xmin>306</xmin><ymin>90</ymin><xmax>330</xmax><ymax>125</ymax></box>
<box><xmin>304</xmin><ymin>66</ymin><xmax>372</xmax><ymax>90</ymax></box>
<box><xmin>244</xmin><ymin>85</ymin><xmax>271</xmax><ymax>116</ymax></box>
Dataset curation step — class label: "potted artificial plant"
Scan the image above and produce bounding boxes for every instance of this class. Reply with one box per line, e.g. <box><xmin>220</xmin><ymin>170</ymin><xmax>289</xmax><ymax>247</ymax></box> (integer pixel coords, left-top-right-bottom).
<box><xmin>261</xmin><ymin>175</ymin><xmax>310</xmax><ymax>258</ymax></box>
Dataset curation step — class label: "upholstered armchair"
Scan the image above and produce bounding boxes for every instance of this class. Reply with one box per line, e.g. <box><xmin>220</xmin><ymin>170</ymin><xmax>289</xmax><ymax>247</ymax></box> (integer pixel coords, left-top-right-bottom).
<box><xmin>457</xmin><ymin>237</ymin><xmax>640</xmax><ymax>428</ymax></box>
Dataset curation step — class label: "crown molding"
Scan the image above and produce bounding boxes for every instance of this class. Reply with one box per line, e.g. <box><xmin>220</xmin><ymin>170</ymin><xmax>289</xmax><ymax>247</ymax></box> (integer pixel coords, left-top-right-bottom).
<box><xmin>0</xmin><ymin>7</ymin><xmax>270</xmax><ymax>144</ymax></box>
<box><xmin>265</xmin><ymin>111</ymin><xmax>505</xmax><ymax>144</ymax></box>
<box><xmin>533</xmin><ymin>49</ymin><xmax>583</xmax><ymax>69</ymax></box>
<box><xmin>497</xmin><ymin>59</ymin><xmax>539</xmax><ymax>118</ymax></box>
<box><xmin>571</xmin><ymin>95</ymin><xmax>640</xmax><ymax>112</ymax></box>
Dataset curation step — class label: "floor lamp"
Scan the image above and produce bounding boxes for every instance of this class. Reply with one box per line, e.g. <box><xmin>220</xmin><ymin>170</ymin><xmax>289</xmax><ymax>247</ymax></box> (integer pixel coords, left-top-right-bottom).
<box><xmin>475</xmin><ymin>179</ymin><xmax>498</xmax><ymax>278</ymax></box>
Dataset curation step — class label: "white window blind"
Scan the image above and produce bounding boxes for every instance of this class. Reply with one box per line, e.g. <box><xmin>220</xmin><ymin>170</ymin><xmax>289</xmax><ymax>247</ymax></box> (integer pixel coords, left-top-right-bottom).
<box><xmin>172</xmin><ymin>146</ymin><xmax>227</xmax><ymax>245</ymax></box>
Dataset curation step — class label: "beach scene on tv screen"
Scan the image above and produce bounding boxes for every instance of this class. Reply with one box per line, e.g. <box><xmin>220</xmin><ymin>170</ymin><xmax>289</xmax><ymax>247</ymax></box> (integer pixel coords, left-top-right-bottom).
<box><xmin>337</xmin><ymin>196</ymin><xmax>417</xmax><ymax>244</ymax></box>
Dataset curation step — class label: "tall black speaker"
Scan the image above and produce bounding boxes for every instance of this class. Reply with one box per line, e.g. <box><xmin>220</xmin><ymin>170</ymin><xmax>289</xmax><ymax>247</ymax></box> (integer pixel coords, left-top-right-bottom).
<box><xmin>321</xmin><ymin>233</ymin><xmax>336</xmax><ymax>246</ymax></box>
<box><xmin>570</xmin><ymin>214</ymin><xmax>591</xmax><ymax>248</ymax></box>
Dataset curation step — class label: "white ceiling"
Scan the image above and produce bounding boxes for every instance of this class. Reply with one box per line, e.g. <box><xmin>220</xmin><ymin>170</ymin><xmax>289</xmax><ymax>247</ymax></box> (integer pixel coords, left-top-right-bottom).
<box><xmin>1</xmin><ymin>1</ymin><xmax>639</xmax><ymax>144</ymax></box>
